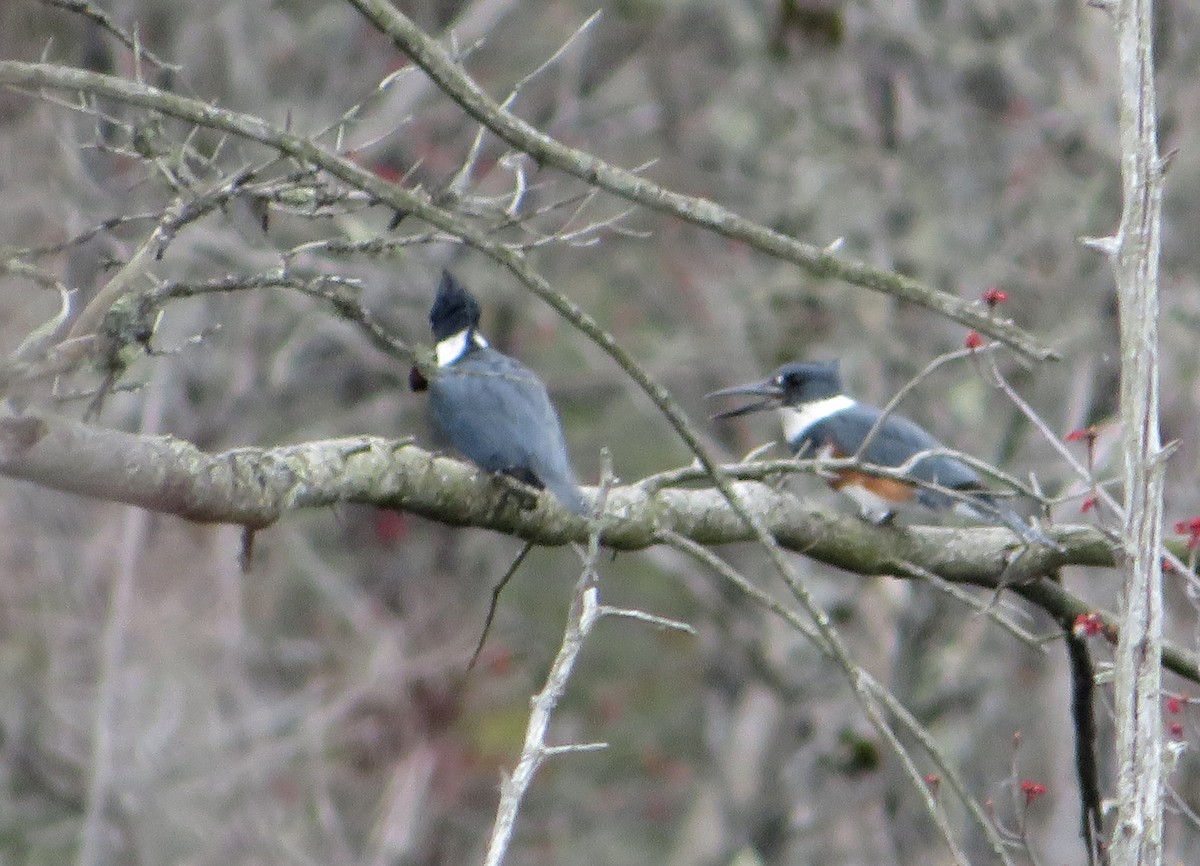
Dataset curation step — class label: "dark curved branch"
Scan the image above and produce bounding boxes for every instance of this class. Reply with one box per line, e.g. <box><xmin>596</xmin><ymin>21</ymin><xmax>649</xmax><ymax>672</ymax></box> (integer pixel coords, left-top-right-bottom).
<box><xmin>2</xmin><ymin>411</ymin><xmax>1194</xmax><ymax>682</ymax></box>
<box><xmin>1064</xmin><ymin>627</ymin><xmax>1105</xmax><ymax>866</ymax></box>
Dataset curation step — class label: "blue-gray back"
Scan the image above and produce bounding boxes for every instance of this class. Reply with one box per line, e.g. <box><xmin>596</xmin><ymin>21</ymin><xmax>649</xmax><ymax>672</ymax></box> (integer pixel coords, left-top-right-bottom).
<box><xmin>429</xmin><ymin>347</ymin><xmax>585</xmax><ymax>512</ymax></box>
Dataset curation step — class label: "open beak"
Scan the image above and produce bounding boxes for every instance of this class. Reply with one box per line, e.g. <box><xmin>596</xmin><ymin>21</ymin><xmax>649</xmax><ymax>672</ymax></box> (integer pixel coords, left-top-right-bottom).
<box><xmin>707</xmin><ymin>379</ymin><xmax>783</xmax><ymax>419</ymax></box>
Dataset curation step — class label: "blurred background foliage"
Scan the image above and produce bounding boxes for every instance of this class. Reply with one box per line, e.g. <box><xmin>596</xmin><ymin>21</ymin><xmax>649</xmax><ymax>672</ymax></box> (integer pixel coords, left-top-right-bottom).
<box><xmin>0</xmin><ymin>0</ymin><xmax>1198</xmax><ymax>863</ymax></box>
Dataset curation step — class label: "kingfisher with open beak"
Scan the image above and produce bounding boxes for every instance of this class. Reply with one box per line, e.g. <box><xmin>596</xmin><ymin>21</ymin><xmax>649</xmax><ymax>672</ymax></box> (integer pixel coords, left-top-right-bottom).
<box><xmin>710</xmin><ymin>360</ymin><xmax>1056</xmax><ymax>546</ymax></box>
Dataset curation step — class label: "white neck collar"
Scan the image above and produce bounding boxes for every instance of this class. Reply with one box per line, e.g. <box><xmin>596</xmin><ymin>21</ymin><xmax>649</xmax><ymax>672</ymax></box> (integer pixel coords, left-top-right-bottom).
<box><xmin>779</xmin><ymin>394</ymin><xmax>854</xmax><ymax>444</ymax></box>
<box><xmin>435</xmin><ymin>328</ymin><xmax>489</xmax><ymax>366</ymax></box>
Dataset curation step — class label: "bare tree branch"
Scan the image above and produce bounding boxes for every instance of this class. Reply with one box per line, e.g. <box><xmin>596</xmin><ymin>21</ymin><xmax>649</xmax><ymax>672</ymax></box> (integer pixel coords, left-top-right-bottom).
<box><xmin>1102</xmin><ymin>0</ymin><xmax>1168</xmax><ymax>863</ymax></box>
<box><xmin>483</xmin><ymin>454</ymin><xmax>614</xmax><ymax>866</ymax></box>
<box><xmin>39</xmin><ymin>0</ymin><xmax>179</xmax><ymax>73</ymax></box>
<box><xmin>663</xmin><ymin>529</ymin><xmax>1008</xmax><ymax>862</ymax></box>
<box><xmin>342</xmin><ymin>0</ymin><xmax>1057</xmax><ymax>362</ymax></box>
<box><xmin>2</xmin><ymin>410</ymin><xmax>1196</xmax><ymax>690</ymax></box>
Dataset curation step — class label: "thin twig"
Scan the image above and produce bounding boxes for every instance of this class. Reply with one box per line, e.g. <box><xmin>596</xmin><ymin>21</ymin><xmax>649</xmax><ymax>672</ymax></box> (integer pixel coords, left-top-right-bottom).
<box><xmin>596</xmin><ymin>606</ymin><xmax>695</xmax><ymax>634</ymax></box>
<box><xmin>984</xmin><ymin>354</ymin><xmax>1195</xmax><ymax>586</ymax></box>
<box><xmin>448</xmin><ymin>10</ymin><xmax>602</xmax><ymax>200</ymax></box>
<box><xmin>640</xmin><ymin>449</ymin><xmax>1039</xmax><ymax>502</ymax></box>
<box><xmin>892</xmin><ymin>559</ymin><xmax>1042</xmax><ymax>648</ymax></box>
<box><xmin>40</xmin><ymin>0</ymin><xmax>178</xmax><ymax>72</ymax></box>
<box><xmin>481</xmin><ymin>451</ymin><xmax>614</xmax><ymax>866</ymax></box>
<box><xmin>659</xmin><ymin>529</ymin><xmax>1013</xmax><ymax>865</ymax></box>
<box><xmin>142</xmin><ymin>273</ymin><xmax>414</xmax><ymax>364</ymax></box>
<box><xmin>853</xmin><ymin>344</ymin><xmax>999</xmax><ymax>468</ymax></box>
<box><xmin>468</xmin><ymin>542</ymin><xmax>534</xmax><ymax>671</ymax></box>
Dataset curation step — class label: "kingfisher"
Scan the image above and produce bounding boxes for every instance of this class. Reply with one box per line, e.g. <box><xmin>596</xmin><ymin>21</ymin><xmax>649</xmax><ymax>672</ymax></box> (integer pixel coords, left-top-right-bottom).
<box><xmin>710</xmin><ymin>360</ymin><xmax>1056</xmax><ymax>546</ymax></box>
<box><xmin>421</xmin><ymin>271</ymin><xmax>589</xmax><ymax>515</ymax></box>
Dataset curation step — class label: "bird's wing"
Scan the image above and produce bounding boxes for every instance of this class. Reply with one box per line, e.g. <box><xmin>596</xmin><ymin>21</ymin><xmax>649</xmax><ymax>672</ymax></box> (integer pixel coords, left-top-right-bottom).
<box><xmin>429</xmin><ymin>350</ymin><xmax>584</xmax><ymax>511</ymax></box>
<box><xmin>430</xmin><ymin>352</ymin><xmax>546</xmax><ymax>472</ymax></box>
<box><xmin>804</xmin><ymin>404</ymin><xmax>1051</xmax><ymax>542</ymax></box>
<box><xmin>805</xmin><ymin>408</ymin><xmax>984</xmax><ymax>492</ymax></box>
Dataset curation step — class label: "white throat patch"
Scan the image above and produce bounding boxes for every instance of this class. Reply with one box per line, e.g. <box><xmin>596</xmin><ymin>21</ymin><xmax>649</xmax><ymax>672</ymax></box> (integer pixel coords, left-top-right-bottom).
<box><xmin>779</xmin><ymin>394</ymin><xmax>855</xmax><ymax>445</ymax></box>
<box><xmin>435</xmin><ymin>328</ymin><xmax>489</xmax><ymax>367</ymax></box>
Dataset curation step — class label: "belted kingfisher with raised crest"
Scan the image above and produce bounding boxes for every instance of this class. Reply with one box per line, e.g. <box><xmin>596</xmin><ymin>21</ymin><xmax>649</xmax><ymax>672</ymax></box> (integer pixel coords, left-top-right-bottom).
<box><xmin>421</xmin><ymin>271</ymin><xmax>589</xmax><ymax>515</ymax></box>
<box><xmin>710</xmin><ymin>360</ymin><xmax>1056</xmax><ymax>546</ymax></box>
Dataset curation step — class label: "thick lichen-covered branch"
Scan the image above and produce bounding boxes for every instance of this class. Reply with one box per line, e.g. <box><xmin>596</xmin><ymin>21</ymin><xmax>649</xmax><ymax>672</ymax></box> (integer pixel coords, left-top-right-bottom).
<box><xmin>3</xmin><ymin>410</ymin><xmax>1194</xmax><ymax>684</ymax></box>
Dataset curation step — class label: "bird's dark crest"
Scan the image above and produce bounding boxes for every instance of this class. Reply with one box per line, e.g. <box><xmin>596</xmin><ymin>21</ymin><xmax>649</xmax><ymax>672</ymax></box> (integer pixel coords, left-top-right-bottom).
<box><xmin>430</xmin><ymin>270</ymin><xmax>482</xmax><ymax>341</ymax></box>
<box><xmin>773</xmin><ymin>360</ymin><xmax>842</xmax><ymax>400</ymax></box>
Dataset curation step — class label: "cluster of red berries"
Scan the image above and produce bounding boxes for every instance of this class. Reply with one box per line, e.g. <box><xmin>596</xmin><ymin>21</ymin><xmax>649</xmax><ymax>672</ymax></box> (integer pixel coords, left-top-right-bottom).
<box><xmin>1073</xmin><ymin>612</ymin><xmax>1104</xmax><ymax>637</ymax></box>
<box><xmin>1174</xmin><ymin>517</ymin><xmax>1200</xmax><ymax>550</ymax></box>
<box><xmin>1167</xmin><ymin>695</ymin><xmax>1186</xmax><ymax>739</ymax></box>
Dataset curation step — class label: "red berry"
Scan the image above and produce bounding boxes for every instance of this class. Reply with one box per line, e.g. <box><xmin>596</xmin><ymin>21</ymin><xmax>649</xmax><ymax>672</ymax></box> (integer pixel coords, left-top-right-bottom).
<box><xmin>964</xmin><ymin>331</ymin><xmax>985</xmax><ymax>350</ymax></box>
<box><xmin>1073</xmin><ymin>612</ymin><xmax>1103</xmax><ymax>637</ymax></box>
<box><xmin>1019</xmin><ymin>780</ymin><xmax>1047</xmax><ymax>803</ymax></box>
<box><xmin>372</xmin><ymin>509</ymin><xmax>410</xmax><ymax>545</ymax></box>
<box><xmin>982</xmin><ymin>287</ymin><xmax>1009</xmax><ymax>308</ymax></box>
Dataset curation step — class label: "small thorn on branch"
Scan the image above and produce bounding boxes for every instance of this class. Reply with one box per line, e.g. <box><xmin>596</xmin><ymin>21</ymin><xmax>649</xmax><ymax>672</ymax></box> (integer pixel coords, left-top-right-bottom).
<box><xmin>543</xmin><ymin>742</ymin><xmax>608</xmax><ymax>757</ymax></box>
<box><xmin>597</xmin><ymin>605</ymin><xmax>697</xmax><ymax>635</ymax></box>
<box><xmin>1079</xmin><ymin>235</ymin><xmax>1121</xmax><ymax>256</ymax></box>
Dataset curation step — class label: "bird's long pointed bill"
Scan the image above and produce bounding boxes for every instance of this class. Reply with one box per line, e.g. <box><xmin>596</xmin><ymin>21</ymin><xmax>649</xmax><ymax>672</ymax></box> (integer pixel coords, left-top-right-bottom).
<box><xmin>707</xmin><ymin>381</ymin><xmax>782</xmax><ymax>419</ymax></box>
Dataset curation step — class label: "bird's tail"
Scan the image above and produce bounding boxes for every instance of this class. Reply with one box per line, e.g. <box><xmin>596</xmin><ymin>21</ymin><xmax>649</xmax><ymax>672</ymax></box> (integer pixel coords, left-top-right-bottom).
<box><xmin>530</xmin><ymin>454</ymin><xmax>593</xmax><ymax>517</ymax></box>
<box><xmin>500</xmin><ymin>467</ymin><xmax>590</xmax><ymax>516</ymax></box>
<box><xmin>966</xmin><ymin>493</ymin><xmax>1061</xmax><ymax>550</ymax></box>
<box><xmin>548</xmin><ymin>478</ymin><xmax>591</xmax><ymax>516</ymax></box>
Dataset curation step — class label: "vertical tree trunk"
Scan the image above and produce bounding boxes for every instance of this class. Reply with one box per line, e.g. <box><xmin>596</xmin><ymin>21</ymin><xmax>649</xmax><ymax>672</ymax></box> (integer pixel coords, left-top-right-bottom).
<box><xmin>1108</xmin><ymin>1</ymin><xmax>1165</xmax><ymax>864</ymax></box>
